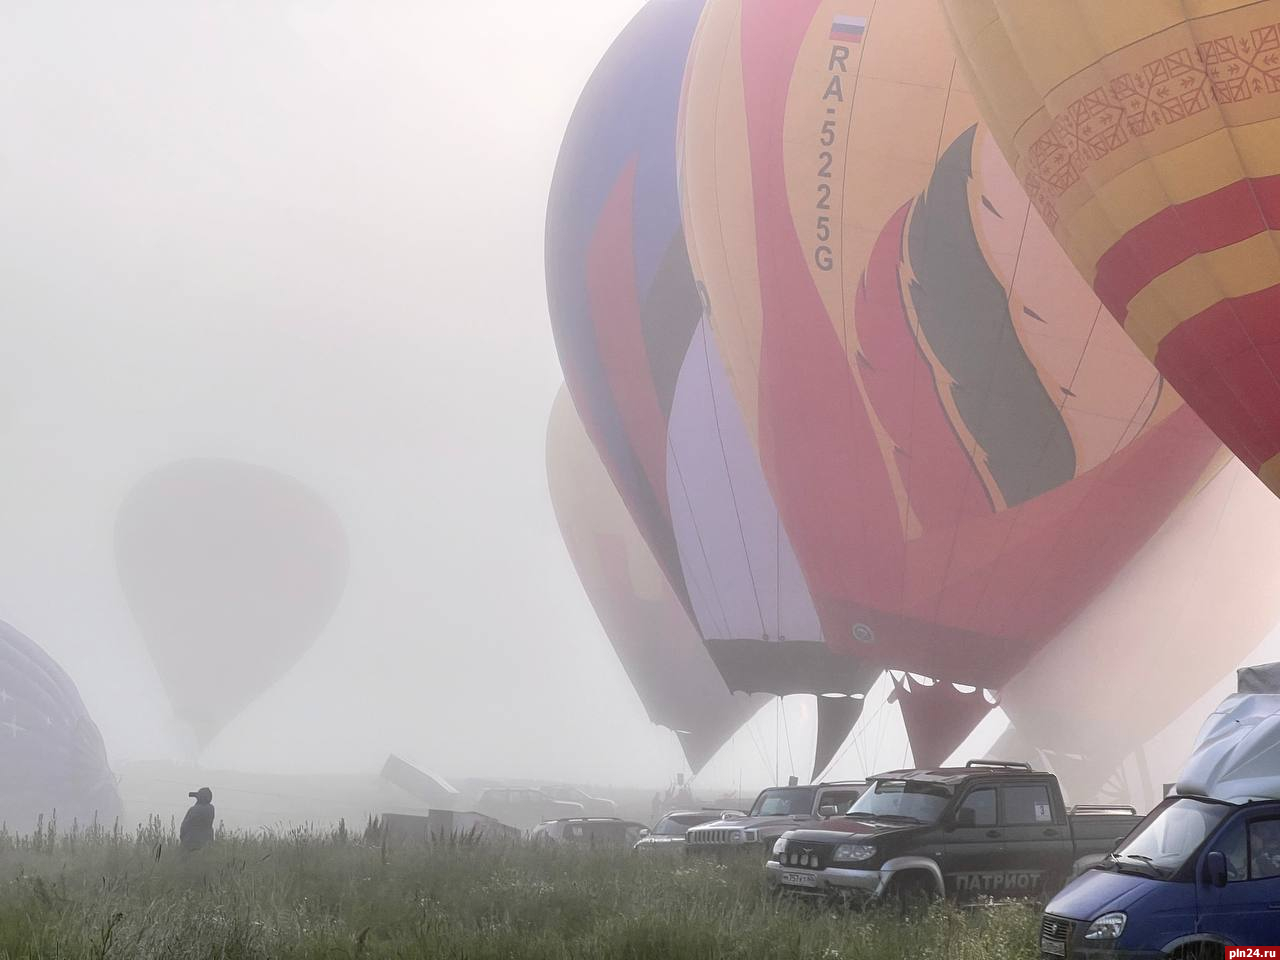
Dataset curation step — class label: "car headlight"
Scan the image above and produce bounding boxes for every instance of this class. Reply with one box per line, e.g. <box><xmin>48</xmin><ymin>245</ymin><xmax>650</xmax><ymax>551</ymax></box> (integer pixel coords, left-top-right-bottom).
<box><xmin>731</xmin><ymin>830</ymin><xmax>744</xmax><ymax>843</ymax></box>
<box><xmin>832</xmin><ymin>843</ymin><xmax>876</xmax><ymax>863</ymax></box>
<box><xmin>772</xmin><ymin>838</ymin><xmax>787</xmax><ymax>856</ymax></box>
<box><xmin>1083</xmin><ymin>912</ymin><xmax>1126</xmax><ymax>941</ymax></box>
<box><xmin>743</xmin><ymin>829</ymin><xmax>759</xmax><ymax>843</ymax></box>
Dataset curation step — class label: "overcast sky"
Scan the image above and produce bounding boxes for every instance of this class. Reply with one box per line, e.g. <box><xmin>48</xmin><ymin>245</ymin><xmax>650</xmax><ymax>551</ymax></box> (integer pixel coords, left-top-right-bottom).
<box><xmin>0</xmin><ymin>0</ymin><xmax>680</xmax><ymax>785</ymax></box>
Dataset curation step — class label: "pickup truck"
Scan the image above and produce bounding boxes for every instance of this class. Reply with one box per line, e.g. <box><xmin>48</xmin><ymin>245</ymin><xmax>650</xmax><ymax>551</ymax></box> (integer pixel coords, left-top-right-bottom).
<box><xmin>684</xmin><ymin>781</ymin><xmax>867</xmax><ymax>854</ymax></box>
<box><xmin>766</xmin><ymin>760</ymin><xmax>1142</xmax><ymax>904</ymax></box>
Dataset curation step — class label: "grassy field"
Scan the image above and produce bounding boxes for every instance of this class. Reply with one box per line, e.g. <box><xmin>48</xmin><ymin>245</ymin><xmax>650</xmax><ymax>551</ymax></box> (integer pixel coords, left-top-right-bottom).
<box><xmin>0</xmin><ymin>818</ymin><xmax>1040</xmax><ymax>960</ymax></box>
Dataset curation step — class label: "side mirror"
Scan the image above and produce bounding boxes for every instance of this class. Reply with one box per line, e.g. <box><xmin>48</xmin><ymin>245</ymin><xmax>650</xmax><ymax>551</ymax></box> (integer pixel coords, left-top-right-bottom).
<box><xmin>1205</xmin><ymin>851</ymin><xmax>1228</xmax><ymax>888</ymax></box>
<box><xmin>955</xmin><ymin>808</ymin><xmax>976</xmax><ymax>829</ymax></box>
<box><xmin>639</xmin><ymin>828</ymin><xmax>650</xmax><ymax>838</ymax></box>
<box><xmin>818</xmin><ymin>805</ymin><xmax>840</xmax><ymax>818</ymax></box>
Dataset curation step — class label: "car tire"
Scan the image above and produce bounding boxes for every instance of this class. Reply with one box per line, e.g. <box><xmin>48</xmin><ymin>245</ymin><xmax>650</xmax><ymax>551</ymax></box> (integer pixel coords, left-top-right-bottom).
<box><xmin>1173</xmin><ymin>945</ymin><xmax>1225</xmax><ymax>960</ymax></box>
<box><xmin>886</xmin><ymin>873</ymin><xmax>937</xmax><ymax>918</ymax></box>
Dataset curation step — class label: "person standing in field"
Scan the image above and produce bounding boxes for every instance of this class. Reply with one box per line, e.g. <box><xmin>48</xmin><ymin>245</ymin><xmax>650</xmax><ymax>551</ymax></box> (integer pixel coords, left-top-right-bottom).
<box><xmin>180</xmin><ymin>787</ymin><xmax>215</xmax><ymax>851</ymax></box>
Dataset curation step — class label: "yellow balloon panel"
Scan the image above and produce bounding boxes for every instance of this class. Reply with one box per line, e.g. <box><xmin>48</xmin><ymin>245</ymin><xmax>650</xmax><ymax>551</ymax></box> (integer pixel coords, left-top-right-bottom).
<box><xmin>943</xmin><ymin>0</ymin><xmax>1280</xmax><ymax>493</ymax></box>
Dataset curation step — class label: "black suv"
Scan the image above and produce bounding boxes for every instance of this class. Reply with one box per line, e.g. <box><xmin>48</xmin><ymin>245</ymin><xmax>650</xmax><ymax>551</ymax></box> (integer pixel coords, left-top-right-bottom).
<box><xmin>767</xmin><ymin>760</ymin><xmax>1142</xmax><ymax>904</ymax></box>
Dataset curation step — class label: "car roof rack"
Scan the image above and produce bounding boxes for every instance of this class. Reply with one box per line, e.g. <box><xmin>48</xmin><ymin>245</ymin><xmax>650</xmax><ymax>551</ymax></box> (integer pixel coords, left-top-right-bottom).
<box><xmin>964</xmin><ymin>759</ymin><xmax>1033</xmax><ymax>771</ymax></box>
<box><xmin>1069</xmin><ymin>804</ymin><xmax>1138</xmax><ymax>815</ymax></box>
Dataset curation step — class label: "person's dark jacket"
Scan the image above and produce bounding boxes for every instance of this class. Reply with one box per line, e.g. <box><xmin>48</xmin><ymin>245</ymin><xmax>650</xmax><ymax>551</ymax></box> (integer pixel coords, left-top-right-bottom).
<box><xmin>180</xmin><ymin>787</ymin><xmax>215</xmax><ymax>851</ymax></box>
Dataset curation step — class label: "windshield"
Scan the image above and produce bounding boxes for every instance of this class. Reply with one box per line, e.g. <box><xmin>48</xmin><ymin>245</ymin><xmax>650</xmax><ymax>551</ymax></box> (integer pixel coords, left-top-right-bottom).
<box><xmin>1110</xmin><ymin>797</ymin><xmax>1233</xmax><ymax>878</ymax></box>
<box><xmin>847</xmin><ymin>780</ymin><xmax>953</xmax><ymax>824</ymax></box>
<box><xmin>654</xmin><ymin>813</ymin><xmax>716</xmax><ymax>836</ymax></box>
<box><xmin>750</xmin><ymin>788</ymin><xmax>816</xmax><ymax>817</ymax></box>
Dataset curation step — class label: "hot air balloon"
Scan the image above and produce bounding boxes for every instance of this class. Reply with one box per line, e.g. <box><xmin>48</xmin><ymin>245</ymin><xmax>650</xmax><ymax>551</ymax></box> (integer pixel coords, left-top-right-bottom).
<box><xmin>546</xmin><ymin>0</ymin><xmax>878</xmax><ymax>778</ymax></box>
<box><xmin>0</xmin><ymin>620</ymin><xmax>121</xmax><ymax>831</ymax></box>
<box><xmin>678</xmin><ymin>0</ymin><xmax>1224</xmax><ymax>765</ymax></box>
<box><xmin>986</xmin><ymin>458</ymin><xmax>1280</xmax><ymax>807</ymax></box>
<box><xmin>115</xmin><ymin>459</ymin><xmax>349</xmax><ymax>748</ymax></box>
<box><xmin>547</xmin><ymin>388</ymin><xmax>765</xmax><ymax>773</ymax></box>
<box><xmin>940</xmin><ymin>0</ymin><xmax>1280</xmax><ymax>500</ymax></box>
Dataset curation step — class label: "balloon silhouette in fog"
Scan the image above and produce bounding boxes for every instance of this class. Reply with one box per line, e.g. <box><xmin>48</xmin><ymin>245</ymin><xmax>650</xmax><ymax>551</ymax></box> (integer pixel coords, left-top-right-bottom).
<box><xmin>115</xmin><ymin>459</ymin><xmax>349</xmax><ymax>747</ymax></box>
<box><xmin>940</xmin><ymin>0</ymin><xmax>1280</xmax><ymax>501</ymax></box>
<box><xmin>0</xmin><ymin>620</ymin><xmax>121</xmax><ymax>830</ymax></box>
<box><xmin>679</xmin><ymin>0</ymin><xmax>1225</xmax><ymax>764</ymax></box>
<box><xmin>546</xmin><ymin>0</ymin><xmax>877</xmax><ymax>778</ymax></box>
<box><xmin>547</xmin><ymin>388</ymin><xmax>766</xmax><ymax>773</ymax></box>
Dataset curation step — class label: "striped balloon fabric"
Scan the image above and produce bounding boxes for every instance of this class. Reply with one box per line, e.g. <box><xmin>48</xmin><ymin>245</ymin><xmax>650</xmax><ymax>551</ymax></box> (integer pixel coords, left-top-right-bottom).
<box><xmin>941</xmin><ymin>0</ymin><xmax>1280</xmax><ymax>496</ymax></box>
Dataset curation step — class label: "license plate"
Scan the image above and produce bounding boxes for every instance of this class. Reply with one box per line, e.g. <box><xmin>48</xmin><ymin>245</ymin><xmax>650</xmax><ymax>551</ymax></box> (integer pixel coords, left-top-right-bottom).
<box><xmin>1040</xmin><ymin>938</ymin><xmax>1066</xmax><ymax>957</ymax></box>
<box><xmin>780</xmin><ymin>871</ymin><xmax>819</xmax><ymax>888</ymax></box>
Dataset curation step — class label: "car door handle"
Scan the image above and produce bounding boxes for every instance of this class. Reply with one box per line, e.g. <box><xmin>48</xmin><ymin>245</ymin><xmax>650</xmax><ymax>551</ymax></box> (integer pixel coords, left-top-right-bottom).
<box><xmin>986</xmin><ymin>830</ymin><xmax>1002</xmax><ymax>839</ymax></box>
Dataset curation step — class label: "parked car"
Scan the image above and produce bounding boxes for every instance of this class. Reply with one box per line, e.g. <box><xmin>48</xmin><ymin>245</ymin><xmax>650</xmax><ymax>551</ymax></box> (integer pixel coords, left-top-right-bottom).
<box><xmin>1040</xmin><ymin>666</ymin><xmax>1280</xmax><ymax>957</ymax></box>
<box><xmin>766</xmin><ymin>760</ymin><xmax>1141</xmax><ymax>904</ymax></box>
<box><xmin>685</xmin><ymin>781</ymin><xmax>867</xmax><ymax>855</ymax></box>
<box><xmin>634</xmin><ymin>810</ymin><xmax>738</xmax><ymax>852</ymax></box>
<box><xmin>530</xmin><ymin>817</ymin><xmax>648</xmax><ymax>847</ymax></box>
<box><xmin>474</xmin><ymin>787</ymin><xmax>584</xmax><ymax>831</ymax></box>
<box><xmin>541</xmin><ymin>785</ymin><xmax>617</xmax><ymax>818</ymax></box>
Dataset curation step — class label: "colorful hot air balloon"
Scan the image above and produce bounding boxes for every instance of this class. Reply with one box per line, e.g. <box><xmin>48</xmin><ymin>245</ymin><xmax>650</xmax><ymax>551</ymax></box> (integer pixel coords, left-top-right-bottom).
<box><xmin>0</xmin><ymin>620</ymin><xmax>121</xmax><ymax>830</ymax></box>
<box><xmin>988</xmin><ymin>458</ymin><xmax>1280</xmax><ymax>807</ymax></box>
<box><xmin>546</xmin><ymin>0</ymin><xmax>707</xmax><ymax>614</ymax></box>
<box><xmin>547</xmin><ymin>0</ymin><xmax>878</xmax><ymax>777</ymax></box>
<box><xmin>115</xmin><ymin>459</ymin><xmax>349</xmax><ymax>748</ymax></box>
<box><xmin>547</xmin><ymin>388</ymin><xmax>765</xmax><ymax>773</ymax></box>
<box><xmin>940</xmin><ymin>0</ymin><xmax>1280</xmax><ymax>499</ymax></box>
<box><xmin>678</xmin><ymin>0</ymin><xmax>1224</xmax><ymax>764</ymax></box>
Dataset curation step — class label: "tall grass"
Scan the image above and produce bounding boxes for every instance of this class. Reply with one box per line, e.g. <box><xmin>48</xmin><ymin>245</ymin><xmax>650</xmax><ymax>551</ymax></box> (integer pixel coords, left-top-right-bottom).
<box><xmin>0</xmin><ymin>820</ymin><xmax>1040</xmax><ymax>959</ymax></box>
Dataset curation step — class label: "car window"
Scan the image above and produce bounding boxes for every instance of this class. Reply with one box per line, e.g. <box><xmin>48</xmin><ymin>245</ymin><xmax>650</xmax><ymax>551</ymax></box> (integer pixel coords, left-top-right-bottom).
<box><xmin>656</xmin><ymin>813</ymin><xmax>715</xmax><ymax>836</ymax></box>
<box><xmin>751</xmin><ymin>788</ymin><xmax>816</xmax><ymax>816</ymax></box>
<box><xmin>1216</xmin><ymin>820</ymin><xmax>1248</xmax><ymax>882</ymax></box>
<box><xmin>820</xmin><ymin>789</ymin><xmax>861</xmax><ymax>811</ymax></box>
<box><xmin>849</xmin><ymin>780</ymin><xmax>952</xmax><ymax>823</ymax></box>
<box><xmin>957</xmin><ymin>787</ymin><xmax>997</xmax><ymax>827</ymax></box>
<box><xmin>1250</xmin><ymin>819</ymin><xmax>1280</xmax><ymax>880</ymax></box>
<box><xmin>1001</xmin><ymin>784</ymin><xmax>1054</xmax><ymax>826</ymax></box>
<box><xmin>590</xmin><ymin>823</ymin><xmax>624</xmax><ymax>841</ymax></box>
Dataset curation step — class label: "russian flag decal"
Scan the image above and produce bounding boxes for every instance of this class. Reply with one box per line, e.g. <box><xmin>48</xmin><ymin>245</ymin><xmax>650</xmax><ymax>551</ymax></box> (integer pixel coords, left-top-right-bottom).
<box><xmin>831</xmin><ymin>15</ymin><xmax>868</xmax><ymax>43</ymax></box>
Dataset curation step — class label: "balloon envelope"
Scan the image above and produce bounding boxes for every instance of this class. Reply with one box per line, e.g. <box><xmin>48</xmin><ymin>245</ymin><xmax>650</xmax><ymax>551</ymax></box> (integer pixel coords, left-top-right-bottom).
<box><xmin>988</xmin><ymin>460</ymin><xmax>1280</xmax><ymax>807</ymax></box>
<box><xmin>546</xmin><ymin>388</ymin><xmax>765</xmax><ymax>773</ymax></box>
<box><xmin>0</xmin><ymin>620</ymin><xmax>121</xmax><ymax>830</ymax></box>
<box><xmin>546</xmin><ymin>0</ymin><xmax>706</xmax><ymax>617</ymax></box>
<box><xmin>115</xmin><ymin>459</ymin><xmax>349</xmax><ymax>747</ymax></box>
<box><xmin>679</xmin><ymin>0</ymin><xmax>1222</xmax><ymax>700</ymax></box>
<box><xmin>547</xmin><ymin>0</ymin><xmax>879</xmax><ymax>775</ymax></box>
<box><xmin>940</xmin><ymin>0</ymin><xmax>1280</xmax><ymax>500</ymax></box>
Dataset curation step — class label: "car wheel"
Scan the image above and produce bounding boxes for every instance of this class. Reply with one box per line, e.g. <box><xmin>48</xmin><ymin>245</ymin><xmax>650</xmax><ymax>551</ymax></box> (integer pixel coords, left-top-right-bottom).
<box><xmin>886</xmin><ymin>874</ymin><xmax>937</xmax><ymax>919</ymax></box>
<box><xmin>1174</xmin><ymin>945</ymin><xmax>1225</xmax><ymax>960</ymax></box>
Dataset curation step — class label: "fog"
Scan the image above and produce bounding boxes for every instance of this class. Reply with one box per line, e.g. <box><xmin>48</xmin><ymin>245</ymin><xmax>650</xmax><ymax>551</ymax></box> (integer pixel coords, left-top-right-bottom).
<box><xmin>0</xmin><ymin>0</ymin><xmax>728</xmax><ymax>793</ymax></box>
<box><xmin>19</xmin><ymin>2</ymin><xmax>1259</xmax><ymax>818</ymax></box>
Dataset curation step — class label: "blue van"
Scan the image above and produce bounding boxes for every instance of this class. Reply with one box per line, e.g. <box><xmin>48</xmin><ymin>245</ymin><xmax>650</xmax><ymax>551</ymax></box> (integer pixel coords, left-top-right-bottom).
<box><xmin>1039</xmin><ymin>792</ymin><xmax>1280</xmax><ymax>958</ymax></box>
